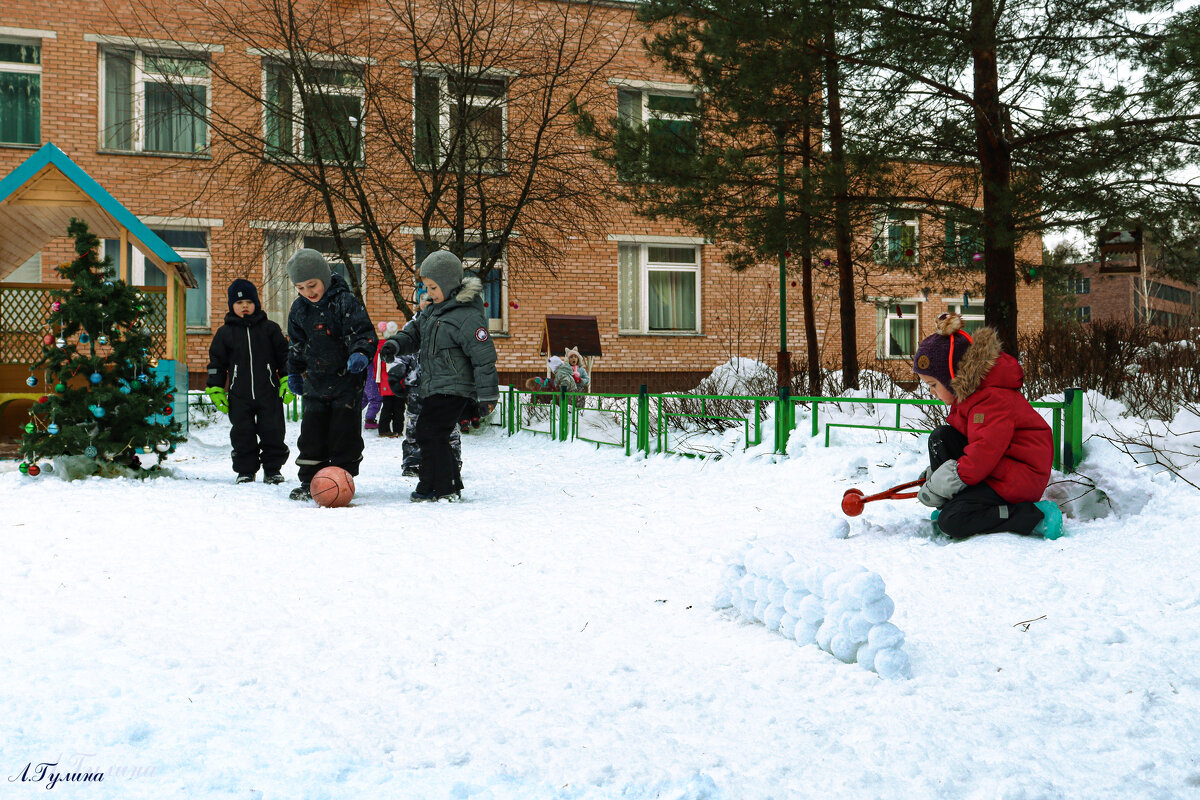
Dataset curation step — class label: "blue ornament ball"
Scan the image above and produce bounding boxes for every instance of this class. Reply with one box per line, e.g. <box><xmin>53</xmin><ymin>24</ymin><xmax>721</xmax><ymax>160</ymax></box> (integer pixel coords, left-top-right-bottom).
<box><xmin>89</xmin><ymin>372</ymin><xmax>102</xmax><ymax>384</ymax></box>
<box><xmin>84</xmin><ymin>445</ymin><xmax>98</xmax><ymax>459</ymax></box>
<box><xmin>47</xmin><ymin>423</ymin><xmax>59</xmax><ymax>435</ymax></box>
<box><xmin>25</xmin><ymin>375</ymin><xmax>37</xmax><ymax>387</ymax></box>
<box><xmin>119</xmin><ymin>385</ymin><xmax>131</xmax><ymax>395</ymax></box>
<box><xmin>136</xmin><ymin>374</ymin><xmax>149</xmax><ymax>383</ymax></box>
<box><xmin>98</xmin><ymin>335</ymin><xmax>109</xmax><ymax>345</ymax></box>
<box><xmin>91</xmin><ymin>405</ymin><xmax>106</xmax><ymax>418</ymax></box>
<box><xmin>80</xmin><ymin>333</ymin><xmax>91</xmax><ymax>344</ymax></box>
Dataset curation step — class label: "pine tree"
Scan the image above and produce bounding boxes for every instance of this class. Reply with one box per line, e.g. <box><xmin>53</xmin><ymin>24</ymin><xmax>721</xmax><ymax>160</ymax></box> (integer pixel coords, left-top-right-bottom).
<box><xmin>19</xmin><ymin>219</ymin><xmax>185</xmax><ymax>478</ymax></box>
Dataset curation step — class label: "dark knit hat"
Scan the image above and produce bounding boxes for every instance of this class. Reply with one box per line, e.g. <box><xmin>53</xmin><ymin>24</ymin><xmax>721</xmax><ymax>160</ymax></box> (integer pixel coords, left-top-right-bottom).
<box><xmin>227</xmin><ymin>278</ymin><xmax>260</xmax><ymax>311</ymax></box>
<box><xmin>286</xmin><ymin>248</ymin><xmax>332</xmax><ymax>287</ymax></box>
<box><xmin>913</xmin><ymin>312</ymin><xmax>973</xmax><ymax>390</ymax></box>
<box><xmin>419</xmin><ymin>249</ymin><xmax>464</xmax><ymax>296</ymax></box>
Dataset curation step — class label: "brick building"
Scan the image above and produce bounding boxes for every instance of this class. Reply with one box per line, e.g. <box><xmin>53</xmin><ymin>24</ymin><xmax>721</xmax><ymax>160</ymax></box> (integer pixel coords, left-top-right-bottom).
<box><xmin>1</xmin><ymin>3</ymin><xmax>1043</xmax><ymax>395</ymax></box>
<box><xmin>1065</xmin><ymin>261</ymin><xmax>1198</xmax><ymax>327</ymax></box>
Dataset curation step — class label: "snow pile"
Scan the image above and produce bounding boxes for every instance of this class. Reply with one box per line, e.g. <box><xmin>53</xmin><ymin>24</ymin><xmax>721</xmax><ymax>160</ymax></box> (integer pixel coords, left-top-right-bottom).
<box><xmin>698</xmin><ymin>357</ymin><xmax>775</xmax><ymax>396</ymax></box>
<box><xmin>715</xmin><ymin>546</ymin><xmax>911</xmax><ymax>680</ymax></box>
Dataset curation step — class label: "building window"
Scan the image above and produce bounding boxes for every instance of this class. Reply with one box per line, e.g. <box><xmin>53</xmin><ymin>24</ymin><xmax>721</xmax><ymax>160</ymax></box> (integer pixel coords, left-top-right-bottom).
<box><xmin>105</xmin><ymin>229</ymin><xmax>209</xmax><ymax>328</ymax></box>
<box><xmin>264</xmin><ymin>60</ymin><xmax>363</xmax><ymax>163</ymax></box>
<box><xmin>101</xmin><ymin>49</ymin><xmax>209</xmax><ymax>154</ymax></box>
<box><xmin>1146</xmin><ymin>280</ymin><xmax>1192</xmax><ymax>306</ymax></box>
<box><xmin>944</xmin><ymin>301</ymin><xmax>985</xmax><ymax>334</ymax></box>
<box><xmin>1148</xmin><ymin>308</ymin><xmax>1186</xmax><ymax>327</ymax></box>
<box><xmin>943</xmin><ymin>212</ymin><xmax>982</xmax><ymax>268</ymax></box>
<box><xmin>413</xmin><ymin>72</ymin><xmax>506</xmax><ymax>171</ymax></box>
<box><xmin>877</xmin><ymin>303</ymin><xmax>917</xmax><ymax>358</ymax></box>
<box><xmin>415</xmin><ymin>240</ymin><xmax>506</xmax><ymax>332</ymax></box>
<box><xmin>1070</xmin><ymin>306</ymin><xmax>1091</xmax><ymax>323</ymax></box>
<box><xmin>0</xmin><ymin>39</ymin><xmax>40</xmax><ymax>146</ymax></box>
<box><xmin>873</xmin><ymin>209</ymin><xmax>919</xmax><ymax>266</ymax></box>
<box><xmin>1068</xmin><ymin>276</ymin><xmax>1090</xmax><ymax>294</ymax></box>
<box><xmin>615</xmin><ymin>87</ymin><xmax>698</xmax><ymax>180</ymax></box>
<box><xmin>618</xmin><ymin>243</ymin><xmax>700</xmax><ymax>333</ymax></box>
<box><xmin>263</xmin><ymin>231</ymin><xmax>364</xmax><ymax>327</ymax></box>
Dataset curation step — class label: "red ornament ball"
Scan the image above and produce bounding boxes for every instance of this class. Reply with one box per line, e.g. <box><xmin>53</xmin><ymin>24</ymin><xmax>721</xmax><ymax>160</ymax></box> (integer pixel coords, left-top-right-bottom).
<box><xmin>905</xmin><ymin>249</ymin><xmax>914</xmax><ymax>257</ymax></box>
<box><xmin>790</xmin><ymin>281</ymin><xmax>798</xmax><ymax>287</ymax></box>
<box><xmin>311</xmin><ymin>466</ymin><xmax>355</xmax><ymax>508</ymax></box>
<box><xmin>43</xmin><ymin>334</ymin><xmax>54</xmax><ymax>345</ymax></box>
<box><xmin>27</xmin><ymin>464</ymin><xmax>41</xmax><ymax>477</ymax></box>
<box><xmin>37</xmin><ymin>395</ymin><xmax>48</xmax><ymax>404</ymax></box>
<box><xmin>509</xmin><ymin>300</ymin><xmax>519</xmax><ymax>309</ymax></box>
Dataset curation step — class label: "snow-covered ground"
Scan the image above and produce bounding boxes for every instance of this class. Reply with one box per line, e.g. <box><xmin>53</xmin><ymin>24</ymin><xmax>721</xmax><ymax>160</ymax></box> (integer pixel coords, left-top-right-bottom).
<box><xmin>4</xmin><ymin>387</ymin><xmax>1200</xmax><ymax>799</ymax></box>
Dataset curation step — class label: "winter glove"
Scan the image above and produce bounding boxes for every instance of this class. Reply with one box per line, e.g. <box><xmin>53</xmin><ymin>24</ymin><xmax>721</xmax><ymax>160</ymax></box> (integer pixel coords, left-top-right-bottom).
<box><xmin>280</xmin><ymin>376</ymin><xmax>296</xmax><ymax>404</ymax></box>
<box><xmin>927</xmin><ymin>459</ymin><xmax>967</xmax><ymax>500</ymax></box>
<box><xmin>204</xmin><ymin>386</ymin><xmax>229</xmax><ymax>413</ymax></box>
<box><xmin>380</xmin><ymin>339</ymin><xmax>400</xmax><ymax>361</ymax></box>
<box><xmin>347</xmin><ymin>352</ymin><xmax>369</xmax><ymax>373</ymax></box>
<box><xmin>287</xmin><ymin>373</ymin><xmax>304</xmax><ymax>397</ymax></box>
<box><xmin>917</xmin><ymin>482</ymin><xmax>948</xmax><ymax>508</ymax></box>
<box><xmin>477</xmin><ymin>401</ymin><xmax>496</xmax><ymax>419</ymax></box>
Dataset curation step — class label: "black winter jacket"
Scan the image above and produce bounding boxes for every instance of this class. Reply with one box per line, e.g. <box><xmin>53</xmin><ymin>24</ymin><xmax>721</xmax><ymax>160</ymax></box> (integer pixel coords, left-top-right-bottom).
<box><xmin>206</xmin><ymin>309</ymin><xmax>289</xmax><ymax>403</ymax></box>
<box><xmin>287</xmin><ymin>273</ymin><xmax>377</xmax><ymax>400</ymax></box>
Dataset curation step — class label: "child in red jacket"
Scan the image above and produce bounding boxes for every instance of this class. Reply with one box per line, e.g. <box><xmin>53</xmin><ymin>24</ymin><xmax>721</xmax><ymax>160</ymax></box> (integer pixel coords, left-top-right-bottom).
<box><xmin>913</xmin><ymin>313</ymin><xmax>1063</xmax><ymax>539</ymax></box>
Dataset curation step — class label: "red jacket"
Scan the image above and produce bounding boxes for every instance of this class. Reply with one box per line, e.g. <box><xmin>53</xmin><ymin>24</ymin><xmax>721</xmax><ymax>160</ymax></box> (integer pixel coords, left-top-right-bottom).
<box><xmin>372</xmin><ymin>341</ymin><xmax>394</xmax><ymax>397</ymax></box>
<box><xmin>947</xmin><ymin>328</ymin><xmax>1053</xmax><ymax>503</ymax></box>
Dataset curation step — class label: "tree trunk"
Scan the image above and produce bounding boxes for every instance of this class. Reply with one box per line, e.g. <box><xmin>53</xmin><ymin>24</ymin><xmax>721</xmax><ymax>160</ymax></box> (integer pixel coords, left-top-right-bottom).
<box><xmin>972</xmin><ymin>0</ymin><xmax>1019</xmax><ymax>354</ymax></box>
<box><xmin>823</xmin><ymin>0</ymin><xmax>858</xmax><ymax>389</ymax></box>
<box><xmin>802</xmin><ymin>120</ymin><xmax>821</xmax><ymax>395</ymax></box>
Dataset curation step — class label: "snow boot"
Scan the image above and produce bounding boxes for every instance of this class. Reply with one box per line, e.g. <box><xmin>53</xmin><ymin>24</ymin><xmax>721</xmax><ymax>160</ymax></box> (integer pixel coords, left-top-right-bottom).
<box><xmin>263</xmin><ymin>472</ymin><xmax>285</xmax><ymax>485</ymax></box>
<box><xmin>402</xmin><ymin>467</ymin><xmax>419</xmax><ymax>477</ymax></box>
<box><xmin>1033</xmin><ymin>501</ymin><xmax>1064</xmax><ymax>540</ymax></box>
<box><xmin>236</xmin><ymin>474</ymin><xmax>255</xmax><ymax>484</ymax></box>
<box><xmin>930</xmin><ymin>509</ymin><xmax>943</xmax><ymax>536</ymax></box>
<box><xmin>289</xmin><ymin>484</ymin><xmax>312</xmax><ymax>501</ymax></box>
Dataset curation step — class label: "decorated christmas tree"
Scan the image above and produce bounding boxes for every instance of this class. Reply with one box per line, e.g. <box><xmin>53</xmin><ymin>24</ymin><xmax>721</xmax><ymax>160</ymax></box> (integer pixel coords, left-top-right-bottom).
<box><xmin>19</xmin><ymin>218</ymin><xmax>185</xmax><ymax>478</ymax></box>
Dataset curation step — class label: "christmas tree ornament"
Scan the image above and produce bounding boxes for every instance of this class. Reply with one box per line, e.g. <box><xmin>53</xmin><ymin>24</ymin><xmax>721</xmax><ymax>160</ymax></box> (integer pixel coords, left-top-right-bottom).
<box><xmin>131</xmin><ymin>455</ymin><xmax>141</xmax><ymax>468</ymax></box>
<box><xmin>79</xmin><ymin>333</ymin><xmax>91</xmax><ymax>344</ymax></box>
<box><xmin>37</xmin><ymin>395</ymin><xmax>48</xmax><ymax>404</ymax></box>
<box><xmin>18</xmin><ymin>463</ymin><xmax>29</xmax><ymax>475</ymax></box>
<box><xmin>136</xmin><ymin>374</ymin><xmax>149</xmax><ymax>383</ymax></box>
<box><xmin>130</xmin><ymin>381</ymin><xmax>141</xmax><ymax>390</ymax></box>
<box><xmin>54</xmin><ymin>383</ymin><xmax>66</xmax><ymax>393</ymax></box>
<box><xmin>162</xmin><ymin>405</ymin><xmax>173</xmax><ymax>414</ymax></box>
<box><xmin>50</xmin><ymin>301</ymin><xmax>61</xmax><ymax>312</ymax></box>
<box><xmin>24</xmin><ymin>422</ymin><xmax>35</xmax><ymax>434</ymax></box>
<box><xmin>47</xmin><ymin>423</ymin><xmax>59</xmax><ymax>434</ymax></box>
<box><xmin>156</xmin><ymin>441</ymin><xmax>170</xmax><ymax>453</ymax></box>
<box><xmin>89</xmin><ymin>372</ymin><xmax>102</xmax><ymax>384</ymax></box>
<box><xmin>55</xmin><ymin>337</ymin><xmax>66</xmax><ymax>348</ymax></box>
<box><xmin>97</xmin><ymin>334</ymin><xmax>109</xmax><ymax>346</ymax></box>
<box><xmin>119</xmin><ymin>385</ymin><xmax>131</xmax><ymax>395</ymax></box>
<box><xmin>90</xmin><ymin>405</ymin><xmax>106</xmax><ymax>418</ymax></box>
<box><xmin>149</xmin><ymin>358</ymin><xmax>159</xmax><ymax>368</ymax></box>
<box><xmin>141</xmin><ymin>445</ymin><xmax>153</xmax><ymax>454</ymax></box>
<box><xmin>27</xmin><ymin>464</ymin><xmax>40</xmax><ymax>477</ymax></box>
<box><xmin>972</xmin><ymin>252</ymin><xmax>983</xmax><ymax>262</ymax></box>
<box><xmin>25</xmin><ymin>375</ymin><xmax>37</xmax><ymax>387</ymax></box>
<box><xmin>43</xmin><ymin>334</ymin><xmax>54</xmax><ymax>345</ymax></box>
<box><xmin>84</xmin><ymin>445</ymin><xmax>98</xmax><ymax>459</ymax></box>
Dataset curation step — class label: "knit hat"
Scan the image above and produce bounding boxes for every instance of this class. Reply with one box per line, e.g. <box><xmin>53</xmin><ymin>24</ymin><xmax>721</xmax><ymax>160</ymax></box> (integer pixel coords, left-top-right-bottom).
<box><xmin>419</xmin><ymin>249</ymin><xmax>464</xmax><ymax>296</ymax></box>
<box><xmin>913</xmin><ymin>313</ymin><xmax>973</xmax><ymax>390</ymax></box>
<box><xmin>227</xmin><ymin>278</ymin><xmax>260</xmax><ymax>311</ymax></box>
<box><xmin>564</xmin><ymin>347</ymin><xmax>583</xmax><ymax>366</ymax></box>
<box><xmin>384</xmin><ymin>321</ymin><xmax>399</xmax><ymax>337</ymax></box>
<box><xmin>286</xmin><ymin>248</ymin><xmax>332</xmax><ymax>287</ymax></box>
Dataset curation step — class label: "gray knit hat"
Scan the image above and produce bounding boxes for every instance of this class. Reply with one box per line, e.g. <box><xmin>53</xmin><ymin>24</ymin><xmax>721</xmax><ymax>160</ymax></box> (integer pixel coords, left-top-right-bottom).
<box><xmin>286</xmin><ymin>248</ymin><xmax>332</xmax><ymax>286</ymax></box>
<box><xmin>419</xmin><ymin>249</ymin><xmax>464</xmax><ymax>296</ymax></box>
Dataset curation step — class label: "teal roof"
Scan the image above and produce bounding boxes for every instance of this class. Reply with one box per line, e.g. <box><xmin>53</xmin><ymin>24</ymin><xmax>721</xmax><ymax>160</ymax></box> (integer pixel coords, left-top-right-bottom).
<box><xmin>0</xmin><ymin>143</ymin><xmax>196</xmax><ymax>286</ymax></box>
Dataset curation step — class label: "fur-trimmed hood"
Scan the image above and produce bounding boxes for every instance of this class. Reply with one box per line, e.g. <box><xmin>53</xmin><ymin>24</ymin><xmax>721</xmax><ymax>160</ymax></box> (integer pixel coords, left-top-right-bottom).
<box><xmin>949</xmin><ymin>326</ymin><xmax>1021</xmax><ymax>400</ymax></box>
<box><xmin>452</xmin><ymin>276</ymin><xmax>483</xmax><ymax>303</ymax></box>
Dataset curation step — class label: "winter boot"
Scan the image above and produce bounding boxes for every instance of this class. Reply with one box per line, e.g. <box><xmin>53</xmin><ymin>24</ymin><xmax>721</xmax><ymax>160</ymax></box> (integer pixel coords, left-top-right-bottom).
<box><xmin>1033</xmin><ymin>501</ymin><xmax>1064</xmax><ymax>540</ymax></box>
<box><xmin>236</xmin><ymin>474</ymin><xmax>255</xmax><ymax>484</ymax></box>
<box><xmin>402</xmin><ymin>466</ymin><xmax>420</xmax><ymax>477</ymax></box>
<box><xmin>289</xmin><ymin>484</ymin><xmax>312</xmax><ymax>501</ymax></box>
<box><xmin>365</xmin><ymin>418</ymin><xmax>379</xmax><ymax>430</ymax></box>
<box><xmin>263</xmin><ymin>472</ymin><xmax>285</xmax><ymax>485</ymax></box>
<box><xmin>930</xmin><ymin>509</ymin><xmax>943</xmax><ymax>536</ymax></box>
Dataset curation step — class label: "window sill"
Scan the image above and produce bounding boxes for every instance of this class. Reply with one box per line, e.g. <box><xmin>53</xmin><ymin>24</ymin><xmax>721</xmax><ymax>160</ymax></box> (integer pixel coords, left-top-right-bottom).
<box><xmin>0</xmin><ymin>142</ymin><xmax>40</xmax><ymax>150</ymax></box>
<box><xmin>261</xmin><ymin>154</ymin><xmax>365</xmax><ymax>168</ymax></box>
<box><xmin>618</xmin><ymin>331</ymin><xmax>703</xmax><ymax>337</ymax></box>
<box><xmin>98</xmin><ymin>148</ymin><xmax>212</xmax><ymax>160</ymax></box>
<box><xmin>187</xmin><ymin>326</ymin><xmax>213</xmax><ymax>334</ymax></box>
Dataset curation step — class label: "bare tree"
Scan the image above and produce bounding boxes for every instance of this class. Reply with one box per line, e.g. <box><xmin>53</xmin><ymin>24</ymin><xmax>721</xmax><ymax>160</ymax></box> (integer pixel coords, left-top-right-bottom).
<box><xmin>107</xmin><ymin>0</ymin><xmax>632</xmax><ymax>319</ymax></box>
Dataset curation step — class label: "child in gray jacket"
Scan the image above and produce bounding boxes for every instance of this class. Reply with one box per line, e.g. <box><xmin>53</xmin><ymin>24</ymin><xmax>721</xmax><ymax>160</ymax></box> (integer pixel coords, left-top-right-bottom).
<box><xmin>380</xmin><ymin>250</ymin><xmax>499</xmax><ymax>501</ymax></box>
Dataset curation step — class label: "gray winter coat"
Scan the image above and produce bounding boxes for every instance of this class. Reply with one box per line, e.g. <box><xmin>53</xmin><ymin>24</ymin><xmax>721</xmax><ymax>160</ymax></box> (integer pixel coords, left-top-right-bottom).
<box><xmin>386</xmin><ymin>277</ymin><xmax>499</xmax><ymax>402</ymax></box>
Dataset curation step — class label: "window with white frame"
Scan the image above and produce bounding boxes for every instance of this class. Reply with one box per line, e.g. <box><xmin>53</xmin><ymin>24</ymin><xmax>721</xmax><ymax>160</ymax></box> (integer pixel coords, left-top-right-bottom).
<box><xmin>101</xmin><ymin>49</ymin><xmax>209</xmax><ymax>154</ymax></box>
<box><xmin>618</xmin><ymin>243</ymin><xmax>700</xmax><ymax>333</ymax></box>
<box><xmin>413</xmin><ymin>71</ymin><xmax>506</xmax><ymax>171</ymax></box>
<box><xmin>616</xmin><ymin>86</ymin><xmax>698</xmax><ymax>180</ymax></box>
<box><xmin>104</xmin><ymin>229</ymin><xmax>209</xmax><ymax>328</ymax></box>
<box><xmin>415</xmin><ymin>240</ymin><xmax>506</xmax><ymax>332</ymax></box>
<box><xmin>944</xmin><ymin>301</ymin><xmax>985</xmax><ymax>334</ymax></box>
<box><xmin>262</xmin><ymin>230</ymin><xmax>364</xmax><ymax>327</ymax></box>
<box><xmin>1071</xmin><ymin>306</ymin><xmax>1091</xmax><ymax>323</ymax></box>
<box><xmin>877</xmin><ymin>302</ymin><xmax>917</xmax><ymax>358</ymax></box>
<box><xmin>1068</xmin><ymin>276</ymin><xmax>1090</xmax><ymax>294</ymax></box>
<box><xmin>0</xmin><ymin>39</ymin><xmax>40</xmax><ymax>146</ymax></box>
<box><xmin>873</xmin><ymin>208</ymin><xmax>919</xmax><ymax>267</ymax></box>
<box><xmin>264</xmin><ymin>60</ymin><xmax>363</xmax><ymax>163</ymax></box>
<box><xmin>943</xmin><ymin>211</ymin><xmax>983</xmax><ymax>267</ymax></box>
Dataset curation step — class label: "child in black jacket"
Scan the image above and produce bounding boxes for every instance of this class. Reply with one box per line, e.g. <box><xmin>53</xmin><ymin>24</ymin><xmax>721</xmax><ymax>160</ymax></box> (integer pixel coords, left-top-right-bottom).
<box><xmin>285</xmin><ymin>249</ymin><xmax>377</xmax><ymax>500</ymax></box>
<box><xmin>205</xmin><ymin>279</ymin><xmax>290</xmax><ymax>484</ymax></box>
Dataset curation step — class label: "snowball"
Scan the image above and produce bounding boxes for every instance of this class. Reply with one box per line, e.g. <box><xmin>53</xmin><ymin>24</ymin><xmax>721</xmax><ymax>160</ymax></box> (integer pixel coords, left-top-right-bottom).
<box><xmin>753</xmin><ymin>598</ymin><xmax>769</xmax><ymax>622</ymax></box>
<box><xmin>867</xmin><ymin>622</ymin><xmax>905</xmax><ymax>650</ymax></box>
<box><xmin>766</xmin><ymin>578</ymin><xmax>788</xmax><ymax>607</ymax></box>
<box><xmin>714</xmin><ymin>588</ymin><xmax>733</xmax><ymax>609</ymax></box>
<box><xmin>728</xmin><ymin>587</ymin><xmax>743</xmax><ymax>610</ymax></box>
<box><xmin>754</xmin><ymin>577</ymin><xmax>770</xmax><ymax>602</ymax></box>
<box><xmin>823</xmin><ymin>566</ymin><xmax>867</xmax><ymax>601</ymax></box>
<box><xmin>778</xmin><ymin>614</ymin><xmax>797</xmax><ymax>639</ymax></box>
<box><xmin>742</xmin><ymin>549</ymin><xmax>763</xmax><ymax>575</ymax></box>
<box><xmin>763</xmin><ymin>603</ymin><xmax>785</xmax><ymax>631</ymax></box>
<box><xmin>782</xmin><ymin>589</ymin><xmax>807</xmax><ymax>618</ymax></box>
<box><xmin>843</xmin><ymin>572</ymin><xmax>886</xmax><ymax>607</ymax></box>
<box><xmin>738</xmin><ymin>598</ymin><xmax>756</xmax><ymax>619</ymax></box>
<box><xmin>815</xmin><ymin>620</ymin><xmax>836</xmax><ymax>651</ymax></box>
<box><xmin>843</xmin><ymin>612</ymin><xmax>873</xmax><ymax>642</ymax></box>
<box><xmin>738</xmin><ymin>575</ymin><xmax>757</xmax><ymax>601</ymax></box>
<box><xmin>856</xmin><ymin>642</ymin><xmax>880</xmax><ymax>671</ymax></box>
<box><xmin>797</xmin><ymin>594</ymin><xmax>825</xmax><ymax>624</ymax></box>
<box><xmin>828</xmin><ymin>519</ymin><xmax>851</xmax><ymax>539</ymax></box>
<box><xmin>720</xmin><ymin>564</ymin><xmax>746</xmax><ymax>585</ymax></box>
<box><xmin>805</xmin><ymin>565</ymin><xmax>836</xmax><ymax>597</ymax></box>
<box><xmin>862</xmin><ymin>595</ymin><xmax>895</xmax><ymax>624</ymax></box>
<box><xmin>793</xmin><ymin>620</ymin><xmax>821</xmax><ymax>645</ymax></box>
<box><xmin>830</xmin><ymin>634</ymin><xmax>860</xmax><ymax>664</ymax></box>
<box><xmin>781</xmin><ymin>562</ymin><xmax>808</xmax><ymax>590</ymax></box>
<box><xmin>761</xmin><ymin>552</ymin><xmax>793</xmax><ymax>575</ymax></box>
<box><xmin>874</xmin><ymin>647</ymin><xmax>912</xmax><ymax>680</ymax></box>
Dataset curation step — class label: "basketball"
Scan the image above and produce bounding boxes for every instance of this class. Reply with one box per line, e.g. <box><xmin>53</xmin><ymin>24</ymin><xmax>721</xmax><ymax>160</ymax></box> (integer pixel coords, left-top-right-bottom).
<box><xmin>311</xmin><ymin>466</ymin><xmax>355</xmax><ymax>507</ymax></box>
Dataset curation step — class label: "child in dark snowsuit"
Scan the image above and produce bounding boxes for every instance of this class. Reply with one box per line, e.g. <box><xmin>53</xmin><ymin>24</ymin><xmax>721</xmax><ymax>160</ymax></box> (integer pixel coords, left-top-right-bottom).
<box><xmin>913</xmin><ymin>312</ymin><xmax>1062</xmax><ymax>539</ymax></box>
<box><xmin>391</xmin><ymin>353</ymin><xmax>462</xmax><ymax>476</ymax></box>
<box><xmin>380</xmin><ymin>250</ymin><xmax>498</xmax><ymax>501</ymax></box>
<box><xmin>285</xmin><ymin>249</ymin><xmax>377</xmax><ymax>501</ymax></box>
<box><xmin>206</xmin><ymin>279</ymin><xmax>290</xmax><ymax>484</ymax></box>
